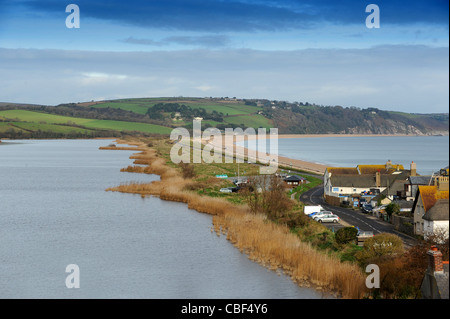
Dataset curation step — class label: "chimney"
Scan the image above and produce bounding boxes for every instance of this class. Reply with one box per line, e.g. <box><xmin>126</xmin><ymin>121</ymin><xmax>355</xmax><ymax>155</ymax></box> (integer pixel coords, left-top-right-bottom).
<box><xmin>410</xmin><ymin>161</ymin><xmax>417</xmax><ymax>177</ymax></box>
<box><xmin>375</xmin><ymin>170</ymin><xmax>381</xmax><ymax>188</ymax></box>
<box><xmin>386</xmin><ymin>160</ymin><xmax>393</xmax><ymax>169</ymax></box>
<box><xmin>436</xmin><ymin>176</ymin><xmax>449</xmax><ymax>191</ymax></box>
<box><xmin>427</xmin><ymin>246</ymin><xmax>444</xmax><ymax>273</ymax></box>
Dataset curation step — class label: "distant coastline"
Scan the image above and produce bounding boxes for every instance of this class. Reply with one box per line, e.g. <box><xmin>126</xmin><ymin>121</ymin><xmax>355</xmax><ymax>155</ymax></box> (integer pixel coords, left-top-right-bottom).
<box><xmin>260</xmin><ymin>133</ymin><xmax>448</xmax><ymax>140</ymax></box>
<box><xmin>222</xmin><ymin>133</ymin><xmax>449</xmax><ymax>175</ymax></box>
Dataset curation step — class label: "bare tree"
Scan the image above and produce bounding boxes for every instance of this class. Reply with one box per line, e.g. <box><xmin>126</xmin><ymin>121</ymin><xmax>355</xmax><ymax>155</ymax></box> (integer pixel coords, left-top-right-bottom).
<box><xmin>244</xmin><ymin>175</ymin><xmax>293</xmax><ymax>220</ymax></box>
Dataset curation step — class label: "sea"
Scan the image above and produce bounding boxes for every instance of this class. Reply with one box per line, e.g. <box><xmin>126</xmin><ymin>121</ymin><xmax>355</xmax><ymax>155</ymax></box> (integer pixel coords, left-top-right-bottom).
<box><xmin>242</xmin><ymin>135</ymin><xmax>449</xmax><ymax>175</ymax></box>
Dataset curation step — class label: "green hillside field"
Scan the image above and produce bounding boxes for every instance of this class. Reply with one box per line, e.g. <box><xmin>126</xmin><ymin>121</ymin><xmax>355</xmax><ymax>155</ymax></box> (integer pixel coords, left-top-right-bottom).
<box><xmin>0</xmin><ymin>109</ymin><xmax>172</xmax><ymax>137</ymax></box>
<box><xmin>224</xmin><ymin>114</ymin><xmax>273</xmax><ymax>129</ymax></box>
<box><xmin>92</xmin><ymin>98</ymin><xmax>262</xmax><ymax>116</ymax></box>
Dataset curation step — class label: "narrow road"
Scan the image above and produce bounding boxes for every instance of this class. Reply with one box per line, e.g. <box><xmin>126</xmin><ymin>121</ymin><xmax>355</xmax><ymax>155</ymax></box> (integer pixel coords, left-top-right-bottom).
<box><xmin>300</xmin><ymin>185</ymin><xmax>418</xmax><ymax>249</ymax></box>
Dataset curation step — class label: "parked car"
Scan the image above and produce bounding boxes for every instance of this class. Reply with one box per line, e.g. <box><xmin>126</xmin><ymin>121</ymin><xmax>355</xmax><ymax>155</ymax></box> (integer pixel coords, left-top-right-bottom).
<box><xmin>361</xmin><ymin>204</ymin><xmax>373</xmax><ymax>214</ymax></box>
<box><xmin>315</xmin><ymin>214</ymin><xmax>340</xmax><ymax>223</ymax></box>
<box><xmin>358</xmin><ymin>230</ymin><xmax>374</xmax><ymax>237</ymax></box>
<box><xmin>312</xmin><ymin>211</ymin><xmax>334</xmax><ymax>220</ymax></box>
<box><xmin>308</xmin><ymin>211</ymin><xmax>329</xmax><ymax>218</ymax></box>
<box><xmin>220</xmin><ymin>187</ymin><xmax>239</xmax><ymax>193</ymax></box>
<box><xmin>356</xmin><ymin>230</ymin><xmax>375</xmax><ymax>246</ymax></box>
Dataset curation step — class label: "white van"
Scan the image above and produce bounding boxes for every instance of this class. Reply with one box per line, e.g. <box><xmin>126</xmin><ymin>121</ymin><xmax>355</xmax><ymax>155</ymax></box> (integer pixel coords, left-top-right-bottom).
<box><xmin>304</xmin><ymin>205</ymin><xmax>324</xmax><ymax>215</ymax></box>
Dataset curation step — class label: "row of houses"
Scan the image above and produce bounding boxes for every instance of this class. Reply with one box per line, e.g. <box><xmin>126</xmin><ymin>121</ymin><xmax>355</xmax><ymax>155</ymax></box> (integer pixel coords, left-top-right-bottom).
<box><xmin>323</xmin><ymin>160</ymin><xmax>412</xmax><ymax>206</ymax></box>
<box><xmin>323</xmin><ymin>161</ymin><xmax>449</xmax><ymax>239</ymax></box>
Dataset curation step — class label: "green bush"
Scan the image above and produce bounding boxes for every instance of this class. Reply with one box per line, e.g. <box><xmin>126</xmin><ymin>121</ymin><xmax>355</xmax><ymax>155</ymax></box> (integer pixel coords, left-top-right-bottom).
<box><xmin>356</xmin><ymin>233</ymin><xmax>404</xmax><ymax>264</ymax></box>
<box><xmin>335</xmin><ymin>227</ymin><xmax>358</xmax><ymax>245</ymax></box>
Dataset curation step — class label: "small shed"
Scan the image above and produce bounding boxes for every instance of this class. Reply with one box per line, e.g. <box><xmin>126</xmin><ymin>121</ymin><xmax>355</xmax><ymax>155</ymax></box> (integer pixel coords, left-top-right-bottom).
<box><xmin>283</xmin><ymin>175</ymin><xmax>305</xmax><ymax>188</ymax></box>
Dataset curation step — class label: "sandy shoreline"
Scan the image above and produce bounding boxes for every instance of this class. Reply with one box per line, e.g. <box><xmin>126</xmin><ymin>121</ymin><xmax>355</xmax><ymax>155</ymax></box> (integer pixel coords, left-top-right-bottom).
<box><xmin>274</xmin><ymin>133</ymin><xmax>421</xmax><ymax>139</ymax></box>
<box><xmin>209</xmin><ymin>133</ymin><xmax>416</xmax><ymax>175</ymax></box>
<box><xmin>264</xmin><ymin>133</ymin><xmax>447</xmax><ymax>174</ymax></box>
<box><xmin>247</xmin><ymin>134</ymin><xmax>423</xmax><ymax>174</ymax></box>
<box><xmin>204</xmin><ymin>133</ymin><xmax>437</xmax><ymax>175</ymax></box>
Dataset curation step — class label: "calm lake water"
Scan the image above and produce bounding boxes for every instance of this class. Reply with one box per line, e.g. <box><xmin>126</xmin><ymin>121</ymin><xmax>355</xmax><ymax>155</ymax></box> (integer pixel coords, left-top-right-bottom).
<box><xmin>0</xmin><ymin>139</ymin><xmax>325</xmax><ymax>299</ymax></box>
<box><xmin>240</xmin><ymin>135</ymin><xmax>449</xmax><ymax>175</ymax></box>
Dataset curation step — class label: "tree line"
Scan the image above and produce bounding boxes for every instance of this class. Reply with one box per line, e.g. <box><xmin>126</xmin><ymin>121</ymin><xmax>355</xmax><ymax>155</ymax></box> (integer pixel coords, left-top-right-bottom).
<box><xmin>146</xmin><ymin>103</ymin><xmax>224</xmax><ymax>122</ymax></box>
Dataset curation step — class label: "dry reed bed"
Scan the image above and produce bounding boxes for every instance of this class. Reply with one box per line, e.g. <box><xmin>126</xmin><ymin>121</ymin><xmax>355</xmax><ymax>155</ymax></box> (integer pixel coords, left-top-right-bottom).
<box><xmin>99</xmin><ymin>146</ymin><xmax>145</xmax><ymax>151</ymax></box>
<box><xmin>213</xmin><ymin>211</ymin><xmax>366</xmax><ymax>297</ymax></box>
<box><xmin>120</xmin><ymin>166</ymin><xmax>146</xmax><ymax>173</ymax></box>
<box><xmin>105</xmin><ymin>142</ymin><xmax>367</xmax><ymax>299</ymax></box>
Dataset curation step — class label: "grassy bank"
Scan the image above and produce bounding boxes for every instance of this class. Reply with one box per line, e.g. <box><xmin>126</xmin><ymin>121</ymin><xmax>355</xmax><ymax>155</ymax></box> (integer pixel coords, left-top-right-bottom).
<box><xmin>0</xmin><ymin>109</ymin><xmax>172</xmax><ymax>138</ymax></box>
<box><xmin>103</xmin><ymin>137</ymin><xmax>368</xmax><ymax>298</ymax></box>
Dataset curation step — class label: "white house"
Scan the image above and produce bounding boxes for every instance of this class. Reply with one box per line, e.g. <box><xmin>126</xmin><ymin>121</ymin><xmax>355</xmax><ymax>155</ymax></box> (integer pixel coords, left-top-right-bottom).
<box><xmin>423</xmin><ymin>199</ymin><xmax>449</xmax><ymax>241</ymax></box>
<box><xmin>412</xmin><ymin>177</ymin><xmax>449</xmax><ymax>238</ymax></box>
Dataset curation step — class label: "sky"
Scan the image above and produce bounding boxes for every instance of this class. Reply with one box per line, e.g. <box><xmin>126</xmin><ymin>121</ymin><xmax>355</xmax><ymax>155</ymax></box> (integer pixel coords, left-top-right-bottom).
<box><xmin>0</xmin><ymin>0</ymin><xmax>448</xmax><ymax>113</ymax></box>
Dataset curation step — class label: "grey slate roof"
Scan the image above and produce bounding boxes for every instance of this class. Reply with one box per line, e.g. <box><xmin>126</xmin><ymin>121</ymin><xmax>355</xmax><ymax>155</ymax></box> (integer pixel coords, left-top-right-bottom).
<box><xmin>435</xmin><ymin>263</ymin><xmax>449</xmax><ymax>299</ymax></box>
<box><xmin>423</xmin><ymin>199</ymin><xmax>450</xmax><ymax>221</ymax></box>
<box><xmin>330</xmin><ymin>171</ymin><xmax>410</xmax><ymax>188</ymax></box>
<box><xmin>391</xmin><ymin>200</ymin><xmax>415</xmax><ymax>209</ymax></box>
<box><xmin>385</xmin><ymin>180</ymin><xmax>408</xmax><ymax>196</ymax></box>
<box><xmin>284</xmin><ymin>175</ymin><xmax>305</xmax><ymax>182</ymax></box>
<box><xmin>409</xmin><ymin>176</ymin><xmax>434</xmax><ymax>185</ymax></box>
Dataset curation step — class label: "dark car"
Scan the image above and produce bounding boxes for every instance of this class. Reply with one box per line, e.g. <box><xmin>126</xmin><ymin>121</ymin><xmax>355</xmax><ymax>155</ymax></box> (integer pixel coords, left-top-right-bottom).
<box><xmin>361</xmin><ymin>204</ymin><xmax>373</xmax><ymax>214</ymax></box>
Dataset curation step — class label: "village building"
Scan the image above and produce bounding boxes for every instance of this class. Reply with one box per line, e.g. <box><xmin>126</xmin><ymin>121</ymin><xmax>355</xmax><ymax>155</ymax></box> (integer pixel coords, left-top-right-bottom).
<box><xmin>407</xmin><ymin>175</ymin><xmax>435</xmax><ymax>199</ymax></box>
<box><xmin>370</xmin><ymin>177</ymin><xmax>413</xmax><ymax>207</ymax></box>
<box><xmin>323</xmin><ymin>160</ymin><xmax>413</xmax><ymax>207</ymax></box>
<box><xmin>423</xmin><ymin>199</ymin><xmax>449</xmax><ymax>239</ymax></box>
<box><xmin>283</xmin><ymin>175</ymin><xmax>306</xmax><ymax>188</ymax></box>
<box><xmin>412</xmin><ymin>176</ymin><xmax>449</xmax><ymax>238</ymax></box>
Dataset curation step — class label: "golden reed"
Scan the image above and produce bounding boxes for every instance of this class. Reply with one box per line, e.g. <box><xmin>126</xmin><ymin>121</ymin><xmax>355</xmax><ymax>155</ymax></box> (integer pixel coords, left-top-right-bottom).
<box><xmin>104</xmin><ymin>141</ymin><xmax>367</xmax><ymax>299</ymax></box>
<box><xmin>99</xmin><ymin>146</ymin><xmax>145</xmax><ymax>151</ymax></box>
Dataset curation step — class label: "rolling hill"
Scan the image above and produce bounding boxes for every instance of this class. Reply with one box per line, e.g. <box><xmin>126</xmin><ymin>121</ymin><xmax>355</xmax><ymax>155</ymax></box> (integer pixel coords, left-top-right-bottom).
<box><xmin>0</xmin><ymin>98</ymin><xmax>448</xmax><ymax>139</ymax></box>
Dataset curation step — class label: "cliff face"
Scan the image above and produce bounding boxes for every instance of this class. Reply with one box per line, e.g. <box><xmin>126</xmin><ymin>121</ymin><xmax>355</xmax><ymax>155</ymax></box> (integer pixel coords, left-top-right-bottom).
<box><xmin>269</xmin><ymin>107</ymin><xmax>449</xmax><ymax>136</ymax></box>
<box><xmin>343</xmin><ymin>119</ymin><xmax>447</xmax><ymax>136</ymax></box>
